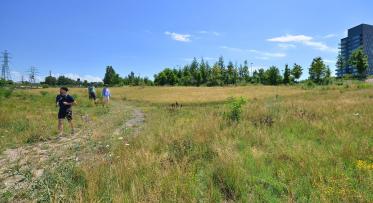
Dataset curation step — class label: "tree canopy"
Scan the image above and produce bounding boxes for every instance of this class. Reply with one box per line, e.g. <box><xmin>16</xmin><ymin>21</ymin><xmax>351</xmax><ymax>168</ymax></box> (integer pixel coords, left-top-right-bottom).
<box><xmin>349</xmin><ymin>47</ymin><xmax>369</xmax><ymax>79</ymax></box>
<box><xmin>309</xmin><ymin>57</ymin><xmax>327</xmax><ymax>84</ymax></box>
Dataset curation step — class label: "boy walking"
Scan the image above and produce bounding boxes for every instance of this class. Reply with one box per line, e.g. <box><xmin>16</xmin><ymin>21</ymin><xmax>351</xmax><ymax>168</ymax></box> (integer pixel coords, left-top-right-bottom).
<box><xmin>102</xmin><ymin>85</ymin><xmax>111</xmax><ymax>105</ymax></box>
<box><xmin>88</xmin><ymin>83</ymin><xmax>97</xmax><ymax>102</ymax></box>
<box><xmin>56</xmin><ymin>87</ymin><xmax>75</xmax><ymax>135</ymax></box>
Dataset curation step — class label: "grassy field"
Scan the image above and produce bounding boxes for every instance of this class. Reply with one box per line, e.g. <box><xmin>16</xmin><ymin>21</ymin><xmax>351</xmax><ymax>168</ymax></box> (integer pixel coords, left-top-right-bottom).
<box><xmin>1</xmin><ymin>85</ymin><xmax>373</xmax><ymax>202</ymax></box>
<box><xmin>0</xmin><ymin>88</ymin><xmax>110</xmax><ymax>153</ymax></box>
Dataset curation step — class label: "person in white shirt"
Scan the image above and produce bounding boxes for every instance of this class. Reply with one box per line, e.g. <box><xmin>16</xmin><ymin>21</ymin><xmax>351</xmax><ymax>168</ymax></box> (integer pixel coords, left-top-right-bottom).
<box><xmin>102</xmin><ymin>85</ymin><xmax>111</xmax><ymax>105</ymax></box>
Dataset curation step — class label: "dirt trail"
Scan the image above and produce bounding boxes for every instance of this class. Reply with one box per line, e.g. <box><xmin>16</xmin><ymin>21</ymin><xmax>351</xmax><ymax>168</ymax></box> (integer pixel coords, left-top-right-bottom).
<box><xmin>0</xmin><ymin>104</ymin><xmax>145</xmax><ymax>200</ymax></box>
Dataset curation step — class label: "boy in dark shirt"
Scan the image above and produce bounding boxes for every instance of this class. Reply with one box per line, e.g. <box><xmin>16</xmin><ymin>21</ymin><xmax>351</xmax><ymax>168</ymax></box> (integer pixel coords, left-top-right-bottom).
<box><xmin>56</xmin><ymin>87</ymin><xmax>76</xmax><ymax>135</ymax></box>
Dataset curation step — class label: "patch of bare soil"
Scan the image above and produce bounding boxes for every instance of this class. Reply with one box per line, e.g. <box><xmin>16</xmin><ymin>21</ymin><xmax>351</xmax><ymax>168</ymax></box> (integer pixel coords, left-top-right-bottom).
<box><xmin>0</xmin><ymin>105</ymin><xmax>145</xmax><ymax>201</ymax></box>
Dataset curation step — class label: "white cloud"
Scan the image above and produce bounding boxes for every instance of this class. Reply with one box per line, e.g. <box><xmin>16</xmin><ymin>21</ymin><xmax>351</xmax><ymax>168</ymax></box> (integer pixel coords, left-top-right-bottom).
<box><xmin>277</xmin><ymin>43</ymin><xmax>296</xmax><ymax>49</ymax></box>
<box><xmin>9</xmin><ymin>70</ymin><xmax>102</xmax><ymax>83</ymax></box>
<box><xmin>53</xmin><ymin>73</ymin><xmax>102</xmax><ymax>82</ymax></box>
<box><xmin>165</xmin><ymin>31</ymin><xmax>191</xmax><ymax>42</ymax></box>
<box><xmin>10</xmin><ymin>71</ymin><xmax>44</xmax><ymax>82</ymax></box>
<box><xmin>10</xmin><ymin>71</ymin><xmax>24</xmax><ymax>82</ymax></box>
<box><xmin>249</xmin><ymin>49</ymin><xmax>286</xmax><ymax>59</ymax></box>
<box><xmin>221</xmin><ymin>46</ymin><xmax>286</xmax><ymax>60</ymax></box>
<box><xmin>268</xmin><ymin>35</ymin><xmax>312</xmax><ymax>43</ymax></box>
<box><xmin>204</xmin><ymin>57</ymin><xmax>217</xmax><ymax>61</ymax></box>
<box><xmin>198</xmin><ymin>31</ymin><xmax>221</xmax><ymax>36</ymax></box>
<box><xmin>267</xmin><ymin>34</ymin><xmax>338</xmax><ymax>53</ymax></box>
<box><xmin>220</xmin><ymin>46</ymin><xmax>245</xmax><ymax>52</ymax></box>
<box><xmin>304</xmin><ymin>41</ymin><xmax>338</xmax><ymax>52</ymax></box>
<box><xmin>323</xmin><ymin>34</ymin><xmax>337</xmax><ymax>39</ymax></box>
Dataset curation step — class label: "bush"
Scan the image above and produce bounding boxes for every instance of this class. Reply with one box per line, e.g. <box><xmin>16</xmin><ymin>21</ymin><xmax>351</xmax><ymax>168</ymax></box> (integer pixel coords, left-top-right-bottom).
<box><xmin>356</xmin><ymin>83</ymin><xmax>373</xmax><ymax>89</ymax></box>
<box><xmin>33</xmin><ymin>163</ymin><xmax>87</xmax><ymax>202</ymax></box>
<box><xmin>0</xmin><ymin>79</ymin><xmax>13</xmax><ymax>87</ymax></box>
<box><xmin>42</xmin><ymin>84</ymin><xmax>49</xmax><ymax>88</ymax></box>
<box><xmin>224</xmin><ymin>97</ymin><xmax>247</xmax><ymax>122</ymax></box>
<box><xmin>40</xmin><ymin>91</ymin><xmax>49</xmax><ymax>96</ymax></box>
<box><xmin>0</xmin><ymin>87</ymin><xmax>14</xmax><ymax>98</ymax></box>
<box><xmin>302</xmin><ymin>80</ymin><xmax>316</xmax><ymax>89</ymax></box>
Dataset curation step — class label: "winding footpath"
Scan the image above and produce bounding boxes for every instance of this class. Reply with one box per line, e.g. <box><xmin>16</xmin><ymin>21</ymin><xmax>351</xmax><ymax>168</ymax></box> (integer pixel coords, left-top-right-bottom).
<box><xmin>0</xmin><ymin>104</ymin><xmax>145</xmax><ymax>201</ymax></box>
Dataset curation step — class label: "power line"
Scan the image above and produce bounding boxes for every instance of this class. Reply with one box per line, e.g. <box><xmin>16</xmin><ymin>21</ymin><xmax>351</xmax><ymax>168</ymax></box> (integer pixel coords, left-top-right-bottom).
<box><xmin>1</xmin><ymin>50</ymin><xmax>12</xmax><ymax>81</ymax></box>
<box><xmin>27</xmin><ymin>66</ymin><xmax>39</xmax><ymax>84</ymax></box>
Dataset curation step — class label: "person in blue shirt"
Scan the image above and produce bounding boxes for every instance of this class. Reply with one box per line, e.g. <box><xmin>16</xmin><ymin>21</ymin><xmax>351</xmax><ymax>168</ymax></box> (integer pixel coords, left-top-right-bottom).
<box><xmin>56</xmin><ymin>87</ymin><xmax>76</xmax><ymax>135</ymax></box>
<box><xmin>102</xmin><ymin>85</ymin><xmax>111</xmax><ymax>105</ymax></box>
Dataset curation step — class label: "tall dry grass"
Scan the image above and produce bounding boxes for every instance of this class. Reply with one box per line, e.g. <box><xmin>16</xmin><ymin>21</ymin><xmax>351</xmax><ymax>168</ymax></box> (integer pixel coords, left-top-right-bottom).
<box><xmin>1</xmin><ymin>86</ymin><xmax>372</xmax><ymax>202</ymax></box>
<box><xmin>80</xmin><ymin>86</ymin><xmax>372</xmax><ymax>202</ymax></box>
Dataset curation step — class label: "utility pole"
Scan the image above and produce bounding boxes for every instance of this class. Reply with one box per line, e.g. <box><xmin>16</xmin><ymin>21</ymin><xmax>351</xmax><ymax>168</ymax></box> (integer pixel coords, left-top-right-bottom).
<box><xmin>1</xmin><ymin>50</ymin><xmax>12</xmax><ymax>81</ymax></box>
<box><xmin>28</xmin><ymin>66</ymin><xmax>39</xmax><ymax>87</ymax></box>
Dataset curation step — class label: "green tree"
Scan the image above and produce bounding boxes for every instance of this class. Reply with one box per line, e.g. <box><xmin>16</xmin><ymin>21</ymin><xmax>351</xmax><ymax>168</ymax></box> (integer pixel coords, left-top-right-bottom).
<box><xmin>326</xmin><ymin>66</ymin><xmax>331</xmax><ymax>78</ymax></box>
<box><xmin>257</xmin><ymin>68</ymin><xmax>265</xmax><ymax>84</ymax></box>
<box><xmin>349</xmin><ymin>47</ymin><xmax>369</xmax><ymax>79</ymax></box>
<box><xmin>199</xmin><ymin>58</ymin><xmax>209</xmax><ymax>84</ymax></box>
<box><xmin>217</xmin><ymin>56</ymin><xmax>226</xmax><ymax>84</ymax></box>
<box><xmin>265</xmin><ymin>66</ymin><xmax>282</xmax><ymax>85</ymax></box>
<box><xmin>309</xmin><ymin>57</ymin><xmax>327</xmax><ymax>84</ymax></box>
<box><xmin>208</xmin><ymin>63</ymin><xmax>223</xmax><ymax>86</ymax></box>
<box><xmin>181</xmin><ymin>65</ymin><xmax>192</xmax><ymax>86</ymax></box>
<box><xmin>103</xmin><ymin>66</ymin><xmax>121</xmax><ymax>85</ymax></box>
<box><xmin>336</xmin><ymin>52</ymin><xmax>345</xmax><ymax>77</ymax></box>
<box><xmin>241</xmin><ymin>60</ymin><xmax>250</xmax><ymax>82</ymax></box>
<box><xmin>226</xmin><ymin>61</ymin><xmax>235</xmax><ymax>84</ymax></box>
<box><xmin>252</xmin><ymin>70</ymin><xmax>260</xmax><ymax>84</ymax></box>
<box><xmin>154</xmin><ymin>68</ymin><xmax>178</xmax><ymax>85</ymax></box>
<box><xmin>283</xmin><ymin>64</ymin><xmax>291</xmax><ymax>84</ymax></box>
<box><xmin>83</xmin><ymin>80</ymin><xmax>88</xmax><ymax>87</ymax></box>
<box><xmin>189</xmin><ymin>58</ymin><xmax>200</xmax><ymax>85</ymax></box>
<box><xmin>154</xmin><ymin>72</ymin><xmax>167</xmax><ymax>85</ymax></box>
<box><xmin>291</xmin><ymin>63</ymin><xmax>303</xmax><ymax>82</ymax></box>
<box><xmin>57</xmin><ymin>76</ymin><xmax>76</xmax><ymax>85</ymax></box>
<box><xmin>44</xmin><ymin>76</ymin><xmax>57</xmax><ymax>86</ymax></box>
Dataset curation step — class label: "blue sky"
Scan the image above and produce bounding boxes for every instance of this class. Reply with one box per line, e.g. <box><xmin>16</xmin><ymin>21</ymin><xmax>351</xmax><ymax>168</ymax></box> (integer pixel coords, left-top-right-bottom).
<box><xmin>1</xmin><ymin>0</ymin><xmax>372</xmax><ymax>81</ymax></box>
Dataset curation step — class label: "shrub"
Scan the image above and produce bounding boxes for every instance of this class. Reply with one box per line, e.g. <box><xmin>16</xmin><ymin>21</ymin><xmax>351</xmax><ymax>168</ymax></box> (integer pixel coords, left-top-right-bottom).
<box><xmin>42</xmin><ymin>84</ymin><xmax>49</xmax><ymax>88</ymax></box>
<box><xmin>40</xmin><ymin>91</ymin><xmax>49</xmax><ymax>96</ymax></box>
<box><xmin>302</xmin><ymin>80</ymin><xmax>316</xmax><ymax>89</ymax></box>
<box><xmin>224</xmin><ymin>97</ymin><xmax>247</xmax><ymax>122</ymax></box>
<box><xmin>0</xmin><ymin>87</ymin><xmax>14</xmax><ymax>98</ymax></box>
<box><xmin>356</xmin><ymin>83</ymin><xmax>372</xmax><ymax>89</ymax></box>
<box><xmin>33</xmin><ymin>163</ymin><xmax>87</xmax><ymax>202</ymax></box>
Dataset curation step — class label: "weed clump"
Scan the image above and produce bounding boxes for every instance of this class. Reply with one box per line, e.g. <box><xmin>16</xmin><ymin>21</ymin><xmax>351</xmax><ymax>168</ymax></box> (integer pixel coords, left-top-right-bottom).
<box><xmin>32</xmin><ymin>162</ymin><xmax>87</xmax><ymax>202</ymax></box>
<box><xmin>0</xmin><ymin>87</ymin><xmax>14</xmax><ymax>98</ymax></box>
<box><xmin>39</xmin><ymin>91</ymin><xmax>49</xmax><ymax>96</ymax></box>
<box><xmin>252</xmin><ymin>115</ymin><xmax>274</xmax><ymax>127</ymax></box>
<box><xmin>224</xmin><ymin>97</ymin><xmax>247</xmax><ymax>123</ymax></box>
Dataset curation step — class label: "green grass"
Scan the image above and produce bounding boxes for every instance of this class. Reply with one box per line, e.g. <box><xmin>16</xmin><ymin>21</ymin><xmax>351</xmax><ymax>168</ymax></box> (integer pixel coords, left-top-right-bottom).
<box><xmin>80</xmin><ymin>87</ymin><xmax>372</xmax><ymax>202</ymax></box>
<box><xmin>1</xmin><ymin>86</ymin><xmax>372</xmax><ymax>202</ymax></box>
<box><xmin>0</xmin><ymin>88</ymin><xmax>107</xmax><ymax>153</ymax></box>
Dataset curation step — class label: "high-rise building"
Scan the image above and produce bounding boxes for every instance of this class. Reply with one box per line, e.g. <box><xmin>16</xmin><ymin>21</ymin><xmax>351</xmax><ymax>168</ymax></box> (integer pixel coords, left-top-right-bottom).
<box><xmin>337</xmin><ymin>24</ymin><xmax>373</xmax><ymax>77</ymax></box>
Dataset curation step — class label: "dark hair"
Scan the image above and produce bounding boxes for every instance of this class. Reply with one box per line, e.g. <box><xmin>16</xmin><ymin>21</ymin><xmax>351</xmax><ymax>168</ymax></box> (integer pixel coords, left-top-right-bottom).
<box><xmin>60</xmin><ymin>87</ymin><xmax>69</xmax><ymax>92</ymax></box>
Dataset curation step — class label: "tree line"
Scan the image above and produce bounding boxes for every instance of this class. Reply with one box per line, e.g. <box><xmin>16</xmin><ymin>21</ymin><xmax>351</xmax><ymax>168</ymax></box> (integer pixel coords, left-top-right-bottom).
<box><xmin>153</xmin><ymin>56</ymin><xmax>306</xmax><ymax>86</ymax></box>
<box><xmin>4</xmin><ymin>47</ymin><xmax>369</xmax><ymax>87</ymax></box>
<box><xmin>154</xmin><ymin>47</ymin><xmax>369</xmax><ymax>87</ymax></box>
<box><xmin>42</xmin><ymin>66</ymin><xmax>153</xmax><ymax>87</ymax></box>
